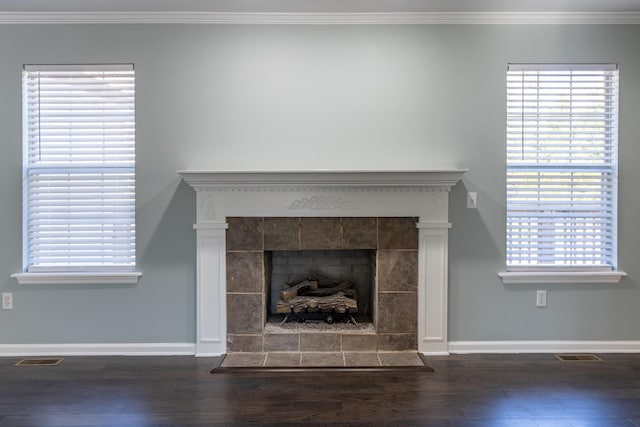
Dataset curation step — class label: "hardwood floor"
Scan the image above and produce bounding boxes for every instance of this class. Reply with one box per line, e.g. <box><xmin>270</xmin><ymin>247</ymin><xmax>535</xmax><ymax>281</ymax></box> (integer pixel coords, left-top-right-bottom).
<box><xmin>1</xmin><ymin>353</ymin><xmax>640</xmax><ymax>426</ymax></box>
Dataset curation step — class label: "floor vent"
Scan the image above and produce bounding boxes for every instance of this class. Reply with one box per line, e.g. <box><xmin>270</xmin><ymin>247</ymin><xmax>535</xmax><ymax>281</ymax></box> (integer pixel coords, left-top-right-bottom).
<box><xmin>555</xmin><ymin>354</ymin><xmax>603</xmax><ymax>362</ymax></box>
<box><xmin>14</xmin><ymin>358</ymin><xmax>63</xmax><ymax>367</ymax></box>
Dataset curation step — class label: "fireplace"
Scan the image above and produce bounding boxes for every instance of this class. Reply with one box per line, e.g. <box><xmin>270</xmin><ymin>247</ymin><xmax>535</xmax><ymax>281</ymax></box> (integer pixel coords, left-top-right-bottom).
<box><xmin>179</xmin><ymin>170</ymin><xmax>466</xmax><ymax>356</ymax></box>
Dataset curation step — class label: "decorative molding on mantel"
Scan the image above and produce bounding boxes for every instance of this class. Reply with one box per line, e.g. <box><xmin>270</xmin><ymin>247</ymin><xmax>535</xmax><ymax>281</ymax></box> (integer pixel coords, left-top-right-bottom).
<box><xmin>178</xmin><ymin>170</ymin><xmax>468</xmax><ymax>192</ymax></box>
<box><xmin>286</xmin><ymin>195</ymin><xmax>357</xmax><ymax>210</ymax></box>
<box><xmin>1</xmin><ymin>11</ymin><xmax>639</xmax><ymax>25</ymax></box>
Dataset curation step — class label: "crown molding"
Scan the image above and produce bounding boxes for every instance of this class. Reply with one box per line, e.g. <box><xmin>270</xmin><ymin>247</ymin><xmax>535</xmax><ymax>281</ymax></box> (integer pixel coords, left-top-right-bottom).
<box><xmin>0</xmin><ymin>11</ymin><xmax>639</xmax><ymax>25</ymax></box>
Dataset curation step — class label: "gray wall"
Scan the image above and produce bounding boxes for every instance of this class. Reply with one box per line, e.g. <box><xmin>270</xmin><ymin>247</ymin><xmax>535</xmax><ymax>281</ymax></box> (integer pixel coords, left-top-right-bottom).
<box><xmin>0</xmin><ymin>23</ymin><xmax>638</xmax><ymax>345</ymax></box>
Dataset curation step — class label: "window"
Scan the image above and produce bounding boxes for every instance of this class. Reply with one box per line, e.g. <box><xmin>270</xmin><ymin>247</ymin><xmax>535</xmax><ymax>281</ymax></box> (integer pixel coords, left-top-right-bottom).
<box><xmin>504</xmin><ymin>64</ymin><xmax>623</xmax><ymax>281</ymax></box>
<box><xmin>16</xmin><ymin>64</ymin><xmax>138</xmax><ymax>282</ymax></box>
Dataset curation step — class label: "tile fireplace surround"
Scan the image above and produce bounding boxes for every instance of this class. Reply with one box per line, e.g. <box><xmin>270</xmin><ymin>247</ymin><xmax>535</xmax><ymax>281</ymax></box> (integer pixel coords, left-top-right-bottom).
<box><xmin>179</xmin><ymin>170</ymin><xmax>466</xmax><ymax>356</ymax></box>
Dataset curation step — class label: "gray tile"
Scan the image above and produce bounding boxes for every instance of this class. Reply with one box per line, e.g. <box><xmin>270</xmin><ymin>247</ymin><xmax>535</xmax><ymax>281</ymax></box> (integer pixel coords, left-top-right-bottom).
<box><xmin>378</xmin><ymin>217</ymin><xmax>418</xmax><ymax>250</ymax></box>
<box><xmin>341</xmin><ymin>334</ymin><xmax>377</xmax><ymax>352</ymax></box>
<box><xmin>265</xmin><ymin>352</ymin><xmax>301</xmax><ymax>367</ymax></box>
<box><xmin>226</xmin><ymin>251</ymin><xmax>264</xmax><ymax>293</ymax></box>
<box><xmin>226</xmin><ymin>217</ymin><xmax>264</xmax><ymax>251</ymax></box>
<box><xmin>264</xmin><ymin>333</ymin><xmax>299</xmax><ymax>352</ymax></box>
<box><xmin>377</xmin><ymin>333</ymin><xmax>418</xmax><ymax>351</ymax></box>
<box><xmin>377</xmin><ymin>292</ymin><xmax>417</xmax><ymax>334</ymax></box>
<box><xmin>264</xmin><ymin>217</ymin><xmax>300</xmax><ymax>250</ymax></box>
<box><xmin>227</xmin><ymin>334</ymin><xmax>263</xmax><ymax>352</ymax></box>
<box><xmin>344</xmin><ymin>352</ymin><xmax>381</xmax><ymax>367</ymax></box>
<box><xmin>221</xmin><ymin>353</ymin><xmax>266</xmax><ymax>367</ymax></box>
<box><xmin>300</xmin><ymin>333</ymin><xmax>341</xmax><ymax>352</ymax></box>
<box><xmin>301</xmin><ymin>217</ymin><xmax>341</xmax><ymax>250</ymax></box>
<box><xmin>227</xmin><ymin>294</ymin><xmax>263</xmax><ymax>334</ymax></box>
<box><xmin>377</xmin><ymin>250</ymin><xmax>418</xmax><ymax>292</ymax></box>
<box><xmin>300</xmin><ymin>352</ymin><xmax>345</xmax><ymax>367</ymax></box>
<box><xmin>341</xmin><ymin>217</ymin><xmax>377</xmax><ymax>249</ymax></box>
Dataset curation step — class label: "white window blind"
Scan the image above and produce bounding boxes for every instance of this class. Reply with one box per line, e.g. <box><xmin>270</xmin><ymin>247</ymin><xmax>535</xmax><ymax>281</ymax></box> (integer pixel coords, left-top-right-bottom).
<box><xmin>22</xmin><ymin>64</ymin><xmax>135</xmax><ymax>272</ymax></box>
<box><xmin>506</xmin><ymin>64</ymin><xmax>618</xmax><ymax>270</ymax></box>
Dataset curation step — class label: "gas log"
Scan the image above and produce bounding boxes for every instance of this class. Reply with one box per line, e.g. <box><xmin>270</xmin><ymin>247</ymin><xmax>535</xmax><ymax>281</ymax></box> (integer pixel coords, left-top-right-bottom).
<box><xmin>279</xmin><ymin>280</ymin><xmax>318</xmax><ymax>301</ymax></box>
<box><xmin>277</xmin><ymin>277</ymin><xmax>358</xmax><ymax>315</ymax></box>
<box><xmin>276</xmin><ymin>292</ymin><xmax>358</xmax><ymax>314</ymax></box>
<box><xmin>303</xmin><ymin>280</ymin><xmax>353</xmax><ymax>297</ymax></box>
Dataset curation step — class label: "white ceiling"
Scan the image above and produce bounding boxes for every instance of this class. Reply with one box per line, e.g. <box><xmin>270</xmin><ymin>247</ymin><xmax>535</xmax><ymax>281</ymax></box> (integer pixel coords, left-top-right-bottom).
<box><xmin>1</xmin><ymin>0</ymin><xmax>640</xmax><ymax>13</ymax></box>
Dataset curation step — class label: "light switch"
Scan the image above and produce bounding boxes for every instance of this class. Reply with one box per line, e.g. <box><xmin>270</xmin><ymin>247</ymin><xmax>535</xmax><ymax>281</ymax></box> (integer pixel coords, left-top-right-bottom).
<box><xmin>467</xmin><ymin>192</ymin><xmax>478</xmax><ymax>209</ymax></box>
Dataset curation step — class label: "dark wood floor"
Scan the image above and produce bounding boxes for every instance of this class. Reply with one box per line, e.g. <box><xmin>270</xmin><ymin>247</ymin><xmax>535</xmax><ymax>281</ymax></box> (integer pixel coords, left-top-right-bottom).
<box><xmin>2</xmin><ymin>353</ymin><xmax>640</xmax><ymax>426</ymax></box>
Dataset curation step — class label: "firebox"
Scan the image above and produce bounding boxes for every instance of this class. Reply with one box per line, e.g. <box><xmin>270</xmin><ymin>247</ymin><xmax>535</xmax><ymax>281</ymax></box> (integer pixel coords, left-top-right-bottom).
<box><xmin>268</xmin><ymin>249</ymin><xmax>376</xmax><ymax>323</ymax></box>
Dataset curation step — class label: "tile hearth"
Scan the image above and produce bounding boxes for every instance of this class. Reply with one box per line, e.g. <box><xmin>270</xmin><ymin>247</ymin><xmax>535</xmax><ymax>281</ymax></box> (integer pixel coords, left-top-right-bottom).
<box><xmin>220</xmin><ymin>351</ymin><xmax>427</xmax><ymax>368</ymax></box>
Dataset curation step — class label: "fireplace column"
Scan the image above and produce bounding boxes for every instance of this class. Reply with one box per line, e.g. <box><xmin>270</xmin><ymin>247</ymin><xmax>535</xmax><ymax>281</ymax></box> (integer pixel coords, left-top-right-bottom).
<box><xmin>418</xmin><ymin>223</ymin><xmax>450</xmax><ymax>355</ymax></box>
<box><xmin>194</xmin><ymin>191</ymin><xmax>228</xmax><ymax>356</ymax></box>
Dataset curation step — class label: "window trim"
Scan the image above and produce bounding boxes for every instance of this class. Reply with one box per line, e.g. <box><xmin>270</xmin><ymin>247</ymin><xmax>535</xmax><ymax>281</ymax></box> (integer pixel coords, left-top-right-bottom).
<box><xmin>12</xmin><ymin>272</ymin><xmax>142</xmax><ymax>285</ymax></box>
<box><xmin>498</xmin><ymin>270</ymin><xmax>626</xmax><ymax>285</ymax></box>
<box><xmin>13</xmin><ymin>63</ymin><xmax>141</xmax><ymax>284</ymax></box>
<box><xmin>501</xmin><ymin>63</ymin><xmax>626</xmax><ymax>284</ymax></box>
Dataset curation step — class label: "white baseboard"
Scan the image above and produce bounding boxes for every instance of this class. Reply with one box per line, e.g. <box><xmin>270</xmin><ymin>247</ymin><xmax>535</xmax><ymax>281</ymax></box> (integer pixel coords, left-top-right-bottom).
<box><xmin>448</xmin><ymin>340</ymin><xmax>640</xmax><ymax>354</ymax></box>
<box><xmin>0</xmin><ymin>343</ymin><xmax>196</xmax><ymax>357</ymax></box>
<box><xmin>4</xmin><ymin>341</ymin><xmax>640</xmax><ymax>357</ymax></box>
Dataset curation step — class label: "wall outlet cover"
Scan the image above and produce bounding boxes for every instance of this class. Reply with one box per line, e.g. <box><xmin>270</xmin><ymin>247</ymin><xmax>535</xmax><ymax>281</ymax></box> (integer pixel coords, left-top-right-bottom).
<box><xmin>2</xmin><ymin>293</ymin><xmax>13</xmax><ymax>310</ymax></box>
<box><xmin>536</xmin><ymin>290</ymin><xmax>547</xmax><ymax>307</ymax></box>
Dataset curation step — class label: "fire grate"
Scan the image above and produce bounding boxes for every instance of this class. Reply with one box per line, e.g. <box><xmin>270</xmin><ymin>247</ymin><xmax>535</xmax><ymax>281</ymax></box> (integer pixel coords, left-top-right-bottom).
<box><xmin>14</xmin><ymin>358</ymin><xmax>63</xmax><ymax>367</ymax></box>
<box><xmin>280</xmin><ymin>311</ymin><xmax>358</xmax><ymax>326</ymax></box>
<box><xmin>555</xmin><ymin>354</ymin><xmax>603</xmax><ymax>362</ymax></box>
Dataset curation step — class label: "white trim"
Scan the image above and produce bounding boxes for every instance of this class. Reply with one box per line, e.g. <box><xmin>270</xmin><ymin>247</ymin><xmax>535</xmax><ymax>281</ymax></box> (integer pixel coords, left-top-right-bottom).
<box><xmin>418</xmin><ymin>227</ymin><xmax>449</xmax><ymax>355</ymax></box>
<box><xmin>178</xmin><ymin>170</ymin><xmax>468</xmax><ymax>191</ymax></box>
<box><xmin>448</xmin><ymin>340</ymin><xmax>640</xmax><ymax>354</ymax></box>
<box><xmin>417</xmin><ymin>222</ymin><xmax>452</xmax><ymax>229</ymax></box>
<box><xmin>0</xmin><ymin>343</ymin><xmax>196</xmax><ymax>357</ymax></box>
<box><xmin>498</xmin><ymin>270</ymin><xmax>627</xmax><ymax>284</ymax></box>
<box><xmin>195</xmin><ymin>229</ymin><xmax>227</xmax><ymax>356</ymax></box>
<box><xmin>24</xmin><ymin>63</ymin><xmax>133</xmax><ymax>72</ymax></box>
<box><xmin>193</xmin><ymin>223</ymin><xmax>228</xmax><ymax>230</ymax></box>
<box><xmin>11</xmin><ymin>272</ymin><xmax>142</xmax><ymax>285</ymax></box>
<box><xmin>3</xmin><ymin>341</ymin><xmax>639</xmax><ymax>357</ymax></box>
<box><xmin>507</xmin><ymin>63</ymin><xmax>618</xmax><ymax>72</ymax></box>
<box><xmin>422</xmin><ymin>351</ymin><xmax>451</xmax><ymax>356</ymax></box>
<box><xmin>0</xmin><ymin>11</ymin><xmax>639</xmax><ymax>25</ymax></box>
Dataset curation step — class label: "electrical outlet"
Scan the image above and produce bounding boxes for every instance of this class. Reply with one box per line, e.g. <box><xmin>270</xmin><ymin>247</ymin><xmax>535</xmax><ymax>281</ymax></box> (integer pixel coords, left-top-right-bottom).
<box><xmin>2</xmin><ymin>293</ymin><xmax>12</xmax><ymax>310</ymax></box>
<box><xmin>536</xmin><ymin>290</ymin><xmax>547</xmax><ymax>307</ymax></box>
<box><xmin>467</xmin><ymin>192</ymin><xmax>478</xmax><ymax>209</ymax></box>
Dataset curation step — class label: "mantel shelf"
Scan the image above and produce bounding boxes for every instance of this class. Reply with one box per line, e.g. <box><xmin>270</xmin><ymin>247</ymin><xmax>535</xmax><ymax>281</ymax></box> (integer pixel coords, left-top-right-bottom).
<box><xmin>177</xmin><ymin>169</ymin><xmax>468</xmax><ymax>191</ymax></box>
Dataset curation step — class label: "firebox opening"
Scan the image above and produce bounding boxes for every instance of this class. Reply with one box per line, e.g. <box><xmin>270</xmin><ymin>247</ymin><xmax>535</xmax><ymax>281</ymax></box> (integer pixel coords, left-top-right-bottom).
<box><xmin>266</xmin><ymin>249</ymin><xmax>376</xmax><ymax>326</ymax></box>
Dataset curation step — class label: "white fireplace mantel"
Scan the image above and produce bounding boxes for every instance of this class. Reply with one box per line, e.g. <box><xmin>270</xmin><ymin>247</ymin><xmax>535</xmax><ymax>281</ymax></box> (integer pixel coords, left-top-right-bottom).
<box><xmin>178</xmin><ymin>170</ymin><xmax>466</xmax><ymax>189</ymax></box>
<box><xmin>179</xmin><ymin>169</ymin><xmax>467</xmax><ymax>356</ymax></box>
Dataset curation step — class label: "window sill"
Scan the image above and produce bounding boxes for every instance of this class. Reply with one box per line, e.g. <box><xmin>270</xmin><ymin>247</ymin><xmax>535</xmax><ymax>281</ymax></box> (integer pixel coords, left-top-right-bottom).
<box><xmin>11</xmin><ymin>272</ymin><xmax>142</xmax><ymax>285</ymax></box>
<box><xmin>498</xmin><ymin>270</ymin><xmax>626</xmax><ymax>285</ymax></box>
